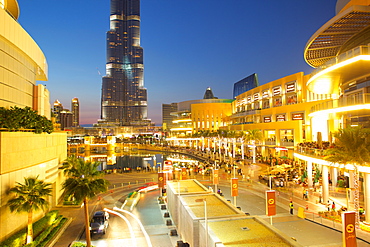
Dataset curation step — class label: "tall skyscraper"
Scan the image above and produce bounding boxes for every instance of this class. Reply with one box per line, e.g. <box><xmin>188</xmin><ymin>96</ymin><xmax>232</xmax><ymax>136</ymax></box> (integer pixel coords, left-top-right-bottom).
<box><xmin>101</xmin><ymin>0</ymin><xmax>148</xmax><ymax>126</ymax></box>
<box><xmin>162</xmin><ymin>103</ymin><xmax>178</xmax><ymax>131</ymax></box>
<box><xmin>71</xmin><ymin>97</ymin><xmax>79</xmax><ymax>127</ymax></box>
<box><xmin>53</xmin><ymin>100</ymin><xmax>63</xmax><ymax>124</ymax></box>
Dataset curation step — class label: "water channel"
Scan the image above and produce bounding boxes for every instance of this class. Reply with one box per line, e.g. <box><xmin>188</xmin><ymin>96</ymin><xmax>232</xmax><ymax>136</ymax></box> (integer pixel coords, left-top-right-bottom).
<box><xmin>70</xmin><ymin>148</ymin><xmax>204</xmax><ymax>172</ymax></box>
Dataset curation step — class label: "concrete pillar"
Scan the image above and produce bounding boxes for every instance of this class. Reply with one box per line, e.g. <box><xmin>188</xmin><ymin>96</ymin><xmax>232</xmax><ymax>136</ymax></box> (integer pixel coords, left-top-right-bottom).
<box><xmin>322</xmin><ymin>165</ymin><xmax>329</xmax><ymax>204</ymax></box>
<box><xmin>307</xmin><ymin>161</ymin><xmax>313</xmax><ymax>188</ymax></box>
<box><xmin>349</xmin><ymin>170</ymin><xmax>355</xmax><ymax>203</ymax></box>
<box><xmin>331</xmin><ymin>167</ymin><xmax>338</xmax><ymax>189</ymax></box>
<box><xmin>364</xmin><ymin>173</ymin><xmax>370</xmax><ymax>222</ymax></box>
<box><xmin>241</xmin><ymin>143</ymin><xmax>244</xmax><ymax>160</ymax></box>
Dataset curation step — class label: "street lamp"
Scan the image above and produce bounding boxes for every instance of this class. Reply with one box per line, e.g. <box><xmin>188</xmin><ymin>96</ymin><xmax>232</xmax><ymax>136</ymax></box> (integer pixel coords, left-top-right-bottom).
<box><xmin>195</xmin><ymin>198</ymin><xmax>208</xmax><ymax>247</ymax></box>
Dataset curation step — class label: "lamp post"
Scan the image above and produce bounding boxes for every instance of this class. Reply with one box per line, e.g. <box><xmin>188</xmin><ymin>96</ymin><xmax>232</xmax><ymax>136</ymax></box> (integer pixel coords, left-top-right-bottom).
<box><xmin>195</xmin><ymin>198</ymin><xmax>207</xmax><ymax>247</ymax></box>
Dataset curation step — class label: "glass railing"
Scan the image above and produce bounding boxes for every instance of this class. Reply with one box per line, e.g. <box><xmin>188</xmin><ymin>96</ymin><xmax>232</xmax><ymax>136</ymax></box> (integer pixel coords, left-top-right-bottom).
<box><xmin>310</xmin><ymin>45</ymin><xmax>370</xmax><ymax>79</ymax></box>
<box><xmin>295</xmin><ymin>146</ymin><xmax>326</xmax><ymax>158</ymax></box>
<box><xmin>310</xmin><ymin>93</ymin><xmax>370</xmax><ymax>114</ymax></box>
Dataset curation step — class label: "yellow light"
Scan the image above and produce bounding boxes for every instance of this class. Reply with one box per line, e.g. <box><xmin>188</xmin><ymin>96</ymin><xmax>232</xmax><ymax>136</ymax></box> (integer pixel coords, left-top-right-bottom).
<box><xmin>170</xmin><ymin>127</ymin><xmax>193</xmax><ymax>131</ymax></box>
<box><xmin>307</xmin><ymin>55</ymin><xmax>370</xmax><ymax>93</ymax></box>
<box><xmin>172</xmin><ymin>119</ymin><xmax>191</xmax><ymax>123</ymax></box>
<box><xmin>309</xmin><ymin>104</ymin><xmax>370</xmax><ymax>117</ymax></box>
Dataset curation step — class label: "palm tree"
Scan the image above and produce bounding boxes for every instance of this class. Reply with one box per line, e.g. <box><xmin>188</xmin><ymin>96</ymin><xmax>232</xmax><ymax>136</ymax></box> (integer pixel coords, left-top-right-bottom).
<box><xmin>325</xmin><ymin>126</ymin><xmax>370</xmax><ymax>225</ymax></box>
<box><xmin>244</xmin><ymin>129</ymin><xmax>264</xmax><ymax>163</ymax></box>
<box><xmin>7</xmin><ymin>176</ymin><xmax>52</xmax><ymax>244</ymax></box>
<box><xmin>61</xmin><ymin>158</ymin><xmax>109</xmax><ymax>247</ymax></box>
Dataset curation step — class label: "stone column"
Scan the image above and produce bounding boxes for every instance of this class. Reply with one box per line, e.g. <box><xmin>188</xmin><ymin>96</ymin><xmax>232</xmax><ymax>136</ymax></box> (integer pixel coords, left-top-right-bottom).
<box><xmin>322</xmin><ymin>165</ymin><xmax>329</xmax><ymax>203</ymax></box>
<box><xmin>364</xmin><ymin>173</ymin><xmax>370</xmax><ymax>222</ymax></box>
<box><xmin>307</xmin><ymin>161</ymin><xmax>313</xmax><ymax>188</ymax></box>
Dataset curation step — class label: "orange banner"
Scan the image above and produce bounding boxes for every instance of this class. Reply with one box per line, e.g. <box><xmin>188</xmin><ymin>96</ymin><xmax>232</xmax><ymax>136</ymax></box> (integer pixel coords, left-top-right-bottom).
<box><xmin>231</xmin><ymin>178</ymin><xmax>238</xmax><ymax>196</ymax></box>
<box><xmin>342</xmin><ymin>211</ymin><xmax>357</xmax><ymax>247</ymax></box>
<box><xmin>213</xmin><ymin>169</ymin><xmax>219</xmax><ymax>185</ymax></box>
<box><xmin>158</xmin><ymin>172</ymin><xmax>165</xmax><ymax>188</ymax></box>
<box><xmin>266</xmin><ymin>190</ymin><xmax>276</xmax><ymax>216</ymax></box>
<box><xmin>181</xmin><ymin>168</ymin><xmax>187</xmax><ymax>180</ymax></box>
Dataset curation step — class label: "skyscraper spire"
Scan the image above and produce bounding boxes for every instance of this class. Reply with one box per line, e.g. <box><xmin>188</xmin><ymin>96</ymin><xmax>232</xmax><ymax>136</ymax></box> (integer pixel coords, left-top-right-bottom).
<box><xmin>101</xmin><ymin>0</ymin><xmax>148</xmax><ymax>126</ymax></box>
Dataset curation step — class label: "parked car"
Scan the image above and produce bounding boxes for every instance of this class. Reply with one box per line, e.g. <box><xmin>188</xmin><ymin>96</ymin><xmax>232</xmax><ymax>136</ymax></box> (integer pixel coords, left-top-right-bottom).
<box><xmin>89</xmin><ymin>211</ymin><xmax>109</xmax><ymax>234</ymax></box>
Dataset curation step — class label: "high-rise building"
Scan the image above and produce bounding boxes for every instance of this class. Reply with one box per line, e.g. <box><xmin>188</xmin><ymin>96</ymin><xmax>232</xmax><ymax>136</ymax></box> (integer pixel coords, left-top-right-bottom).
<box><xmin>101</xmin><ymin>0</ymin><xmax>148</xmax><ymax>126</ymax></box>
<box><xmin>60</xmin><ymin>109</ymin><xmax>73</xmax><ymax>130</ymax></box>
<box><xmin>233</xmin><ymin>73</ymin><xmax>259</xmax><ymax>99</ymax></box>
<box><xmin>71</xmin><ymin>98</ymin><xmax>79</xmax><ymax>127</ymax></box>
<box><xmin>162</xmin><ymin>103</ymin><xmax>178</xmax><ymax>131</ymax></box>
<box><xmin>53</xmin><ymin>100</ymin><xmax>63</xmax><ymax>123</ymax></box>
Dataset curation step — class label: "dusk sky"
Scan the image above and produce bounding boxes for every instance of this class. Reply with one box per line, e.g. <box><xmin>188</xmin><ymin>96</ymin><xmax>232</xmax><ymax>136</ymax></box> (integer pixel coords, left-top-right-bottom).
<box><xmin>18</xmin><ymin>0</ymin><xmax>337</xmax><ymax>125</ymax></box>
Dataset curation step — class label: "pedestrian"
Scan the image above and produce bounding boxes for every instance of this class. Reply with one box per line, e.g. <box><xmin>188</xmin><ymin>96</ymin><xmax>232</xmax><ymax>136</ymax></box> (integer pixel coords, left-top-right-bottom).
<box><xmin>331</xmin><ymin>202</ymin><xmax>335</xmax><ymax>211</ymax></box>
<box><xmin>289</xmin><ymin>201</ymin><xmax>294</xmax><ymax>215</ymax></box>
<box><xmin>327</xmin><ymin>200</ymin><xmax>331</xmax><ymax>211</ymax></box>
<box><xmin>305</xmin><ymin>189</ymin><xmax>308</xmax><ymax>200</ymax></box>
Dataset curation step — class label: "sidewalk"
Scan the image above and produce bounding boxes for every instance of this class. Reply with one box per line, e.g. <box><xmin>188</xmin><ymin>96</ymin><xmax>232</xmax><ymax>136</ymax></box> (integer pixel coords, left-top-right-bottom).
<box><xmin>236</xmin><ymin>160</ymin><xmax>370</xmax><ymax>243</ymax></box>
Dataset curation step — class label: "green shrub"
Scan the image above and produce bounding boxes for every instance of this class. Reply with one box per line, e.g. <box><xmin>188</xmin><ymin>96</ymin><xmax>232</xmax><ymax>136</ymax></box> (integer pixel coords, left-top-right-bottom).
<box><xmin>0</xmin><ymin>210</ymin><xmax>60</xmax><ymax>247</ymax></box>
<box><xmin>0</xmin><ymin>106</ymin><xmax>53</xmax><ymax>134</ymax></box>
<box><xmin>71</xmin><ymin>242</ymin><xmax>96</xmax><ymax>247</ymax></box>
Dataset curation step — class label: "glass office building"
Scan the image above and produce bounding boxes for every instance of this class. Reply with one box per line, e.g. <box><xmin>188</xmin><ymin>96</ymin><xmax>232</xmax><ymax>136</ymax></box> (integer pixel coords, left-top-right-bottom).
<box><xmin>101</xmin><ymin>0</ymin><xmax>148</xmax><ymax>126</ymax></box>
<box><xmin>233</xmin><ymin>73</ymin><xmax>259</xmax><ymax>99</ymax></box>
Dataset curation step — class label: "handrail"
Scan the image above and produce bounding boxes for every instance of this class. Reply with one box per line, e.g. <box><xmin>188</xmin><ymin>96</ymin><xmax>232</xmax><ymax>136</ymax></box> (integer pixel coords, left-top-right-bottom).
<box><xmin>310</xmin><ymin>93</ymin><xmax>370</xmax><ymax>114</ymax></box>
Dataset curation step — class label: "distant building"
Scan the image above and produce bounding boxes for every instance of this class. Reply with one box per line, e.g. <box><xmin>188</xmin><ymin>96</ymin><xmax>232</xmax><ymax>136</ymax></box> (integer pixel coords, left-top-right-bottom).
<box><xmin>233</xmin><ymin>73</ymin><xmax>259</xmax><ymax>99</ymax></box>
<box><xmin>203</xmin><ymin>87</ymin><xmax>218</xmax><ymax>99</ymax></box>
<box><xmin>169</xmin><ymin>88</ymin><xmax>233</xmax><ymax>137</ymax></box>
<box><xmin>53</xmin><ymin>100</ymin><xmax>63</xmax><ymax>123</ymax></box>
<box><xmin>71</xmin><ymin>98</ymin><xmax>79</xmax><ymax>127</ymax></box>
<box><xmin>162</xmin><ymin>103</ymin><xmax>178</xmax><ymax>131</ymax></box>
<box><xmin>101</xmin><ymin>0</ymin><xmax>149</xmax><ymax>126</ymax></box>
<box><xmin>60</xmin><ymin>109</ymin><xmax>73</xmax><ymax>130</ymax></box>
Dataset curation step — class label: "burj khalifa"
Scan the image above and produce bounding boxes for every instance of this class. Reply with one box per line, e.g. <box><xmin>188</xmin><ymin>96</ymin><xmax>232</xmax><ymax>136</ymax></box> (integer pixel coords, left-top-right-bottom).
<box><xmin>101</xmin><ymin>0</ymin><xmax>148</xmax><ymax>126</ymax></box>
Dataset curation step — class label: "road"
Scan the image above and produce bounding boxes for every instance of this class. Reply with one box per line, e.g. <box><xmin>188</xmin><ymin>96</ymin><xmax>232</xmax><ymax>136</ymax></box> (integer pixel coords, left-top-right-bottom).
<box><xmin>55</xmin><ymin>171</ymin><xmax>370</xmax><ymax>247</ymax></box>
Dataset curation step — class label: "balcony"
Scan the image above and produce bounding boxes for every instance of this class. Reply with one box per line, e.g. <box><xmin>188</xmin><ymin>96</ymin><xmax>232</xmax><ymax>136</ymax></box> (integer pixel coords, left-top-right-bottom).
<box><xmin>307</xmin><ymin>45</ymin><xmax>370</xmax><ymax>94</ymax></box>
<box><xmin>310</xmin><ymin>93</ymin><xmax>370</xmax><ymax>116</ymax></box>
<box><xmin>295</xmin><ymin>146</ymin><xmax>326</xmax><ymax>159</ymax></box>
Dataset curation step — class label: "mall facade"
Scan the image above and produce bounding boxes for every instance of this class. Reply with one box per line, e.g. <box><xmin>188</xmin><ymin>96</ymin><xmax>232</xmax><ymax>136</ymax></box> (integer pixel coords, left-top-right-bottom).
<box><xmin>0</xmin><ymin>1</ymin><xmax>67</xmax><ymax>242</ymax></box>
<box><xmin>167</xmin><ymin>0</ymin><xmax>370</xmax><ymax>221</ymax></box>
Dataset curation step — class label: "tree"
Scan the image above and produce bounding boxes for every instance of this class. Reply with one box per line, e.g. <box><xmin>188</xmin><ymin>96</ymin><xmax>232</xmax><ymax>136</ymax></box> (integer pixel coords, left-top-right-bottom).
<box><xmin>7</xmin><ymin>176</ymin><xmax>52</xmax><ymax>244</ymax></box>
<box><xmin>244</xmin><ymin>129</ymin><xmax>264</xmax><ymax>163</ymax></box>
<box><xmin>61</xmin><ymin>158</ymin><xmax>109</xmax><ymax>247</ymax></box>
<box><xmin>325</xmin><ymin>126</ymin><xmax>370</xmax><ymax>225</ymax></box>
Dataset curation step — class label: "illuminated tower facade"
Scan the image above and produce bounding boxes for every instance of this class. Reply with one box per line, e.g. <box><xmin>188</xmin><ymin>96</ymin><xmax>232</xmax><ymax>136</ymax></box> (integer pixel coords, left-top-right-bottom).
<box><xmin>101</xmin><ymin>0</ymin><xmax>148</xmax><ymax>126</ymax></box>
<box><xmin>71</xmin><ymin>97</ymin><xmax>79</xmax><ymax>127</ymax></box>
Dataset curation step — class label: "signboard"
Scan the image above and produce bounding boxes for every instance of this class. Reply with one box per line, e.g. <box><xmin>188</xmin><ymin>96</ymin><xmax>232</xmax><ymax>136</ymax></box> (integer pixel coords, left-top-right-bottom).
<box><xmin>273</xmin><ymin>86</ymin><xmax>281</xmax><ymax>96</ymax></box>
<box><xmin>264</xmin><ymin>117</ymin><xmax>271</xmax><ymax>123</ymax></box>
<box><xmin>213</xmin><ymin>169</ymin><xmax>219</xmax><ymax>185</ymax></box>
<box><xmin>158</xmin><ymin>172</ymin><xmax>165</xmax><ymax>188</ymax></box>
<box><xmin>292</xmin><ymin>113</ymin><xmax>304</xmax><ymax>120</ymax></box>
<box><xmin>181</xmin><ymin>167</ymin><xmax>187</xmax><ymax>180</ymax></box>
<box><xmin>163</xmin><ymin>160</ymin><xmax>173</xmax><ymax>171</ymax></box>
<box><xmin>342</xmin><ymin>211</ymin><xmax>357</xmax><ymax>247</ymax></box>
<box><xmin>231</xmin><ymin>178</ymin><xmax>238</xmax><ymax>197</ymax></box>
<box><xmin>276</xmin><ymin>114</ymin><xmax>285</xmax><ymax>122</ymax></box>
<box><xmin>286</xmin><ymin>81</ymin><xmax>296</xmax><ymax>93</ymax></box>
<box><xmin>266</xmin><ymin>190</ymin><xmax>276</xmax><ymax>216</ymax></box>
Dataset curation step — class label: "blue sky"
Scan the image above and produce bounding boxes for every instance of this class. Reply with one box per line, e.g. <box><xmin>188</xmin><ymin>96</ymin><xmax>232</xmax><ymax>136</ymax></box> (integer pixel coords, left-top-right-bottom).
<box><xmin>18</xmin><ymin>0</ymin><xmax>337</xmax><ymax>125</ymax></box>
